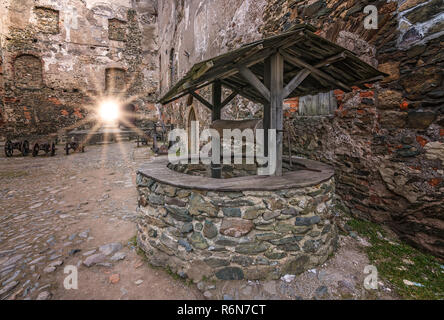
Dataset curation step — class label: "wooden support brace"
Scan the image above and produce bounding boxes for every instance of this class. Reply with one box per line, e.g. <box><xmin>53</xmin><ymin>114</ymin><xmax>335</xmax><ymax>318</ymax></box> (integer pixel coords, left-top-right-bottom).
<box><xmin>238</xmin><ymin>66</ymin><xmax>271</xmax><ymax>102</ymax></box>
<box><xmin>281</xmin><ymin>52</ymin><xmax>348</xmax><ymax>98</ymax></box>
<box><xmin>282</xmin><ymin>69</ymin><xmax>311</xmax><ymax>99</ymax></box>
<box><xmin>189</xmin><ymin>90</ymin><xmax>213</xmax><ymax>111</ymax></box>
<box><xmin>221</xmin><ymin>90</ymin><xmax>238</xmax><ymax>109</ymax></box>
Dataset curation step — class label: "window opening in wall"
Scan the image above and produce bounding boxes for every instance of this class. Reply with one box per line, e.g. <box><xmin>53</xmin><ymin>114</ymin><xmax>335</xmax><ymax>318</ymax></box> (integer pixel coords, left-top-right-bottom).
<box><xmin>34</xmin><ymin>7</ymin><xmax>60</xmax><ymax>34</ymax></box>
<box><xmin>105</xmin><ymin>68</ymin><xmax>126</xmax><ymax>94</ymax></box>
<box><xmin>108</xmin><ymin>18</ymin><xmax>128</xmax><ymax>41</ymax></box>
<box><xmin>14</xmin><ymin>54</ymin><xmax>43</xmax><ymax>89</ymax></box>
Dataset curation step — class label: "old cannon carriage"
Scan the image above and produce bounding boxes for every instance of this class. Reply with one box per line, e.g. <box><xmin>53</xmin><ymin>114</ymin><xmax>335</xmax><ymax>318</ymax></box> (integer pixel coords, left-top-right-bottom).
<box><xmin>32</xmin><ymin>141</ymin><xmax>56</xmax><ymax>157</ymax></box>
<box><xmin>65</xmin><ymin>140</ymin><xmax>85</xmax><ymax>155</ymax></box>
<box><xmin>29</xmin><ymin>135</ymin><xmax>58</xmax><ymax>157</ymax></box>
<box><xmin>4</xmin><ymin>139</ymin><xmax>30</xmax><ymax>157</ymax></box>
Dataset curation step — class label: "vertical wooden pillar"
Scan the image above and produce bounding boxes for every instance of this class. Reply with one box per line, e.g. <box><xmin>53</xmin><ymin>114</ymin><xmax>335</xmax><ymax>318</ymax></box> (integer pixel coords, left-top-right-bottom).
<box><xmin>270</xmin><ymin>53</ymin><xmax>284</xmax><ymax>176</ymax></box>
<box><xmin>212</xmin><ymin>80</ymin><xmax>222</xmax><ymax>122</ymax></box>
<box><xmin>263</xmin><ymin>57</ymin><xmax>271</xmax><ymax>157</ymax></box>
<box><xmin>211</xmin><ymin>80</ymin><xmax>222</xmax><ymax>178</ymax></box>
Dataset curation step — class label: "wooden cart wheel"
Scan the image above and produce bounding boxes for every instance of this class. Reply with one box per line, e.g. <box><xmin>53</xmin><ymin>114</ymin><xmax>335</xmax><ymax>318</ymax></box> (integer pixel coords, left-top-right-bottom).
<box><xmin>21</xmin><ymin>140</ymin><xmax>30</xmax><ymax>156</ymax></box>
<box><xmin>20</xmin><ymin>140</ymin><xmax>29</xmax><ymax>157</ymax></box>
<box><xmin>32</xmin><ymin>143</ymin><xmax>39</xmax><ymax>157</ymax></box>
<box><xmin>5</xmin><ymin>140</ymin><xmax>13</xmax><ymax>157</ymax></box>
<box><xmin>51</xmin><ymin>143</ymin><xmax>56</xmax><ymax>156</ymax></box>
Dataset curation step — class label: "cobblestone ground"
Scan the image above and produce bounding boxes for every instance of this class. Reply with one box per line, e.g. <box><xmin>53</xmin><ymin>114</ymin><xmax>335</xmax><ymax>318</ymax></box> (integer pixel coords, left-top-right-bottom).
<box><xmin>0</xmin><ymin>142</ymin><xmax>202</xmax><ymax>300</ymax></box>
<box><xmin>0</xmin><ymin>141</ymin><xmax>397</xmax><ymax>300</ymax></box>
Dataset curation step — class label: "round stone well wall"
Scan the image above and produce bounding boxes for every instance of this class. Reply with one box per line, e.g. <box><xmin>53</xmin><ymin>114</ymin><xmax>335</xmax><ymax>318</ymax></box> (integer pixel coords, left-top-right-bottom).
<box><xmin>136</xmin><ymin>157</ymin><xmax>338</xmax><ymax>282</ymax></box>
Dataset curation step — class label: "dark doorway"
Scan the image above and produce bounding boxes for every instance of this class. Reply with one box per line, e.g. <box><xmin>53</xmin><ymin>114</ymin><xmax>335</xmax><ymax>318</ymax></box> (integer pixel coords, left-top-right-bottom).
<box><xmin>120</xmin><ymin>103</ymin><xmax>136</xmax><ymax>128</ymax></box>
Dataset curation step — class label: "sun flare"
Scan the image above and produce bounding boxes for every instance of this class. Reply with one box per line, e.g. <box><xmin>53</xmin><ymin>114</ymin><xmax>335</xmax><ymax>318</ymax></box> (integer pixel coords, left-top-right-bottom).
<box><xmin>99</xmin><ymin>100</ymin><xmax>120</xmax><ymax>123</ymax></box>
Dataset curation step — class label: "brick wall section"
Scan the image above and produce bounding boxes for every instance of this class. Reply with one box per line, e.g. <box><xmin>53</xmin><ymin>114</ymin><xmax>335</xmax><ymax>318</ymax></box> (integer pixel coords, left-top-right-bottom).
<box><xmin>262</xmin><ymin>0</ymin><xmax>444</xmax><ymax>259</ymax></box>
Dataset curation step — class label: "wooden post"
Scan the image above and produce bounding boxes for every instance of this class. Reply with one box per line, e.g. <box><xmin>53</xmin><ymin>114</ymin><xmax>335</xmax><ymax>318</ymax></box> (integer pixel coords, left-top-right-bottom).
<box><xmin>212</xmin><ymin>80</ymin><xmax>222</xmax><ymax>122</ymax></box>
<box><xmin>211</xmin><ymin>80</ymin><xmax>222</xmax><ymax>178</ymax></box>
<box><xmin>263</xmin><ymin>57</ymin><xmax>271</xmax><ymax>157</ymax></box>
<box><xmin>270</xmin><ymin>53</ymin><xmax>284</xmax><ymax>176</ymax></box>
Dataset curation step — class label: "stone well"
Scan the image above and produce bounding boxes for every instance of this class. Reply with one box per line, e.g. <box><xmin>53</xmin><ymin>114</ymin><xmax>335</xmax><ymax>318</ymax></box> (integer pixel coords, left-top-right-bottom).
<box><xmin>136</xmin><ymin>156</ymin><xmax>338</xmax><ymax>282</ymax></box>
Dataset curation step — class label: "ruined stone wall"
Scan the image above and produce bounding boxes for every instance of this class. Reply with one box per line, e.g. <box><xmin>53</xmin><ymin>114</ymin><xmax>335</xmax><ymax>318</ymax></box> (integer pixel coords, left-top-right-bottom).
<box><xmin>261</xmin><ymin>0</ymin><xmax>444</xmax><ymax>259</ymax></box>
<box><xmin>0</xmin><ymin>0</ymin><xmax>159</xmax><ymax>139</ymax></box>
<box><xmin>157</xmin><ymin>0</ymin><xmax>443</xmax><ymax>259</ymax></box>
<box><xmin>157</xmin><ymin>0</ymin><xmax>267</xmax><ymax>128</ymax></box>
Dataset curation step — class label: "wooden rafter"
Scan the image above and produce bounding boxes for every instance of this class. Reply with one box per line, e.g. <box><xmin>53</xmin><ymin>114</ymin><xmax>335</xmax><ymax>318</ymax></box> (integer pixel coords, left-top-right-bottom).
<box><xmin>221</xmin><ymin>80</ymin><xmax>267</xmax><ymax>105</ymax></box>
<box><xmin>279</xmin><ymin>49</ymin><xmax>352</xmax><ymax>92</ymax></box>
<box><xmin>282</xmin><ymin>52</ymin><xmax>348</xmax><ymax>98</ymax></box>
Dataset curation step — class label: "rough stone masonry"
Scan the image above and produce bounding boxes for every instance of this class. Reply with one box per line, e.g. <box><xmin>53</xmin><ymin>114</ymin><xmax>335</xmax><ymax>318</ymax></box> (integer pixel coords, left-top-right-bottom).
<box><xmin>1</xmin><ymin>0</ymin><xmax>443</xmax><ymax>259</ymax></box>
<box><xmin>0</xmin><ymin>0</ymin><xmax>159</xmax><ymax>138</ymax></box>
<box><xmin>136</xmin><ymin>168</ymin><xmax>338</xmax><ymax>281</ymax></box>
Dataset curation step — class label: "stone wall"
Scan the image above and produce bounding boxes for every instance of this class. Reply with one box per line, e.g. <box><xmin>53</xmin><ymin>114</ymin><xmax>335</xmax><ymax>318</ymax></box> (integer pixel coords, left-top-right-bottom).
<box><xmin>0</xmin><ymin>0</ymin><xmax>159</xmax><ymax>140</ymax></box>
<box><xmin>260</xmin><ymin>0</ymin><xmax>444</xmax><ymax>259</ymax></box>
<box><xmin>156</xmin><ymin>0</ymin><xmax>267</xmax><ymax>128</ymax></box>
<box><xmin>136</xmin><ymin>173</ymin><xmax>337</xmax><ymax>281</ymax></box>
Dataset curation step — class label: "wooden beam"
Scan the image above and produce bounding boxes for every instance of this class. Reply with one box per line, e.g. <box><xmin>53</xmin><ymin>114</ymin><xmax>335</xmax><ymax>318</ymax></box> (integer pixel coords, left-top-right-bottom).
<box><xmin>315</xmin><ymin>52</ymin><xmax>347</xmax><ymax>67</ymax></box>
<box><xmin>270</xmin><ymin>53</ymin><xmax>284</xmax><ymax>176</ymax></box>
<box><xmin>221</xmin><ymin>89</ymin><xmax>238</xmax><ymax>109</ymax></box>
<box><xmin>212</xmin><ymin>80</ymin><xmax>222</xmax><ymax>122</ymax></box>
<box><xmin>263</xmin><ymin>57</ymin><xmax>271</xmax><ymax>157</ymax></box>
<box><xmin>221</xmin><ymin>80</ymin><xmax>267</xmax><ymax>105</ymax></box>
<box><xmin>279</xmin><ymin>49</ymin><xmax>352</xmax><ymax>92</ymax></box>
<box><xmin>184</xmin><ymin>48</ymin><xmax>276</xmax><ymax>92</ymax></box>
<box><xmin>281</xmin><ymin>52</ymin><xmax>347</xmax><ymax>98</ymax></box>
<box><xmin>282</xmin><ymin>69</ymin><xmax>311</xmax><ymax>99</ymax></box>
<box><xmin>189</xmin><ymin>91</ymin><xmax>213</xmax><ymax>111</ymax></box>
<box><xmin>211</xmin><ymin>80</ymin><xmax>222</xmax><ymax>179</ymax></box>
<box><xmin>161</xmin><ymin>81</ymin><xmax>214</xmax><ymax>105</ymax></box>
<box><xmin>238</xmin><ymin>66</ymin><xmax>271</xmax><ymax>102</ymax></box>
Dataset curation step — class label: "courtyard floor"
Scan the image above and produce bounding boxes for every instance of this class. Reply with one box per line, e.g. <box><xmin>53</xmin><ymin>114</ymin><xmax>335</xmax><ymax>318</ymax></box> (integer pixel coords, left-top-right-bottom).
<box><xmin>0</xmin><ymin>141</ymin><xmax>398</xmax><ymax>300</ymax></box>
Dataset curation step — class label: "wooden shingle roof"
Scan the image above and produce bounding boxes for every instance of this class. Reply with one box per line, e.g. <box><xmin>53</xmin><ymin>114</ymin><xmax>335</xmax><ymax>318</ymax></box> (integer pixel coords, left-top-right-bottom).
<box><xmin>158</xmin><ymin>24</ymin><xmax>387</xmax><ymax>105</ymax></box>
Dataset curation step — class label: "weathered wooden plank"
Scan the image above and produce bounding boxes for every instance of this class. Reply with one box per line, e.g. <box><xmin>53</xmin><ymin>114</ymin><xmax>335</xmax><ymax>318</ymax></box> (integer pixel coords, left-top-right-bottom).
<box><xmin>186</xmin><ymin>47</ymin><xmax>276</xmax><ymax>91</ymax></box>
<box><xmin>238</xmin><ymin>66</ymin><xmax>271</xmax><ymax>102</ymax></box>
<box><xmin>138</xmin><ymin>156</ymin><xmax>334</xmax><ymax>192</ymax></box>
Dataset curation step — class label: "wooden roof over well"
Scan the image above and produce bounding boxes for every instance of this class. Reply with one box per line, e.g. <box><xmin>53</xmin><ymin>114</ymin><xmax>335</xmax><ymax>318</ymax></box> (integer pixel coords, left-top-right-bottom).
<box><xmin>158</xmin><ymin>24</ymin><xmax>387</xmax><ymax>105</ymax></box>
